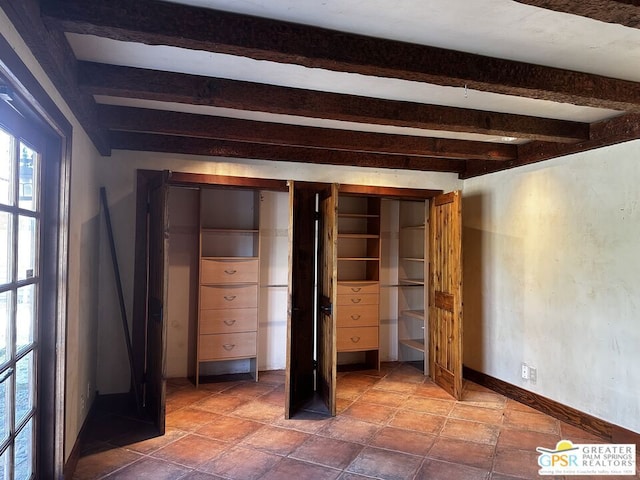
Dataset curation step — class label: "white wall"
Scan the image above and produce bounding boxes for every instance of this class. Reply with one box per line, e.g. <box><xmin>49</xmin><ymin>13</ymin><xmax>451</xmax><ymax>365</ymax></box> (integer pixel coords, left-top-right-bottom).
<box><xmin>95</xmin><ymin>150</ymin><xmax>461</xmax><ymax>392</ymax></box>
<box><xmin>165</xmin><ymin>187</ymin><xmax>199</xmax><ymax>378</ymax></box>
<box><xmin>258</xmin><ymin>190</ymin><xmax>290</xmax><ymax>370</ymax></box>
<box><xmin>0</xmin><ymin>8</ymin><xmax>103</xmax><ymax>461</ymax></box>
<box><xmin>67</xmin><ymin>133</ymin><xmax>101</xmax><ymax>458</ymax></box>
<box><xmin>463</xmin><ymin>140</ymin><xmax>640</xmax><ymax>433</ymax></box>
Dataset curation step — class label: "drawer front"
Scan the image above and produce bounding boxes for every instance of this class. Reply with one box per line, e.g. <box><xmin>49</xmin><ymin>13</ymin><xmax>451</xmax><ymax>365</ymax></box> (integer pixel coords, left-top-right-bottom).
<box><xmin>200</xmin><ymin>285</ymin><xmax>258</xmax><ymax>310</ymax></box>
<box><xmin>201</xmin><ymin>258</ymin><xmax>259</xmax><ymax>284</ymax></box>
<box><xmin>199</xmin><ymin>332</ymin><xmax>257</xmax><ymax>360</ymax></box>
<box><xmin>337</xmin><ymin>327</ymin><xmax>378</xmax><ymax>352</ymax></box>
<box><xmin>200</xmin><ymin>308</ymin><xmax>257</xmax><ymax>334</ymax></box>
<box><xmin>337</xmin><ymin>304</ymin><xmax>379</xmax><ymax>327</ymax></box>
<box><xmin>337</xmin><ymin>282</ymin><xmax>379</xmax><ymax>295</ymax></box>
<box><xmin>337</xmin><ymin>293</ymin><xmax>379</xmax><ymax>306</ymax></box>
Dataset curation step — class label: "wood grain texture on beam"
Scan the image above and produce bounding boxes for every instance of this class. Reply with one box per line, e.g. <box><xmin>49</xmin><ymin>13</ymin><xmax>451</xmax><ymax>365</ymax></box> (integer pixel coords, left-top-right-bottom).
<box><xmin>515</xmin><ymin>0</ymin><xmax>640</xmax><ymax>29</ymax></box>
<box><xmin>0</xmin><ymin>0</ymin><xmax>110</xmax><ymax>154</ymax></box>
<box><xmin>109</xmin><ymin>131</ymin><xmax>466</xmax><ymax>173</ymax></box>
<box><xmin>80</xmin><ymin>63</ymin><xmax>588</xmax><ymax>144</ymax></box>
<box><xmin>461</xmin><ymin>113</ymin><xmax>640</xmax><ymax>178</ymax></box>
<box><xmin>42</xmin><ymin>0</ymin><xmax>640</xmax><ymax>111</ymax></box>
<box><xmin>99</xmin><ymin>105</ymin><xmax>516</xmax><ymax>161</ymax></box>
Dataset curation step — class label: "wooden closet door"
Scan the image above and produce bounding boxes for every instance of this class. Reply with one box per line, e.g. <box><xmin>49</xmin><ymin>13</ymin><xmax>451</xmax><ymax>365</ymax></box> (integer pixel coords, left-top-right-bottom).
<box><xmin>317</xmin><ymin>184</ymin><xmax>338</xmax><ymax>416</ymax></box>
<box><xmin>285</xmin><ymin>181</ymin><xmax>317</xmax><ymax>418</ymax></box>
<box><xmin>146</xmin><ymin>173</ymin><xmax>169</xmax><ymax>433</ymax></box>
<box><xmin>429</xmin><ymin>190</ymin><xmax>463</xmax><ymax>400</ymax></box>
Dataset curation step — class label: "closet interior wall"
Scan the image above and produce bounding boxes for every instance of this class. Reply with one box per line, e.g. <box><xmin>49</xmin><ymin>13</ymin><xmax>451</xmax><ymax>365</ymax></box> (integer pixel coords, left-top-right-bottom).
<box><xmin>165</xmin><ymin>187</ymin><xmax>290</xmax><ymax>380</ymax></box>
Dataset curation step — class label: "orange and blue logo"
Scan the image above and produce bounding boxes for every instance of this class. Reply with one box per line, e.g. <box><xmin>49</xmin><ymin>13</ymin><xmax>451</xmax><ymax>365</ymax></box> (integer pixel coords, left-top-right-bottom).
<box><xmin>537</xmin><ymin>439</ymin><xmax>636</xmax><ymax>476</ymax></box>
<box><xmin>537</xmin><ymin>440</ymin><xmax>580</xmax><ymax>468</ymax></box>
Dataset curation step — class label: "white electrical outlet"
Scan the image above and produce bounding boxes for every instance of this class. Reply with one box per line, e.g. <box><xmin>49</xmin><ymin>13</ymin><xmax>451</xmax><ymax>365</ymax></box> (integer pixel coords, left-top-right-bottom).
<box><xmin>529</xmin><ymin>367</ymin><xmax>537</xmax><ymax>385</ymax></box>
<box><xmin>521</xmin><ymin>363</ymin><xmax>529</xmax><ymax>380</ymax></box>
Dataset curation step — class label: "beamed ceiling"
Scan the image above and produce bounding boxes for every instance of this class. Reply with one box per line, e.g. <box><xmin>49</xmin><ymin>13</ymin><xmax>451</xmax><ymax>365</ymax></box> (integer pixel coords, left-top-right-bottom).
<box><xmin>2</xmin><ymin>0</ymin><xmax>640</xmax><ymax>178</ymax></box>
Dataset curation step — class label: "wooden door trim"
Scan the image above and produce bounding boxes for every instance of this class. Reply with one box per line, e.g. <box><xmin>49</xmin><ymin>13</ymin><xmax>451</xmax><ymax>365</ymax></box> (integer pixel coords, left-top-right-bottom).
<box><xmin>285</xmin><ymin>182</ymin><xmax>294</xmax><ymax>418</ymax></box>
<box><xmin>434</xmin><ymin>191</ymin><xmax>457</xmax><ymax>206</ymax></box>
<box><xmin>168</xmin><ymin>171</ymin><xmax>288</xmax><ymax>191</ymax></box>
<box><xmin>132</xmin><ymin>170</ymin><xmax>162</xmax><ymax>406</ymax></box>
<box><xmin>339</xmin><ymin>184</ymin><xmax>442</xmax><ymax>199</ymax></box>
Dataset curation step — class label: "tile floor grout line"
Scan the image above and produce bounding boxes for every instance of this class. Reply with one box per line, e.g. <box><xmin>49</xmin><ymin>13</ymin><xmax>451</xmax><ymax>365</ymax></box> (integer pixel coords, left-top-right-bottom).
<box><xmin>74</xmin><ymin>364</ymin><xmax>608</xmax><ymax>480</ymax></box>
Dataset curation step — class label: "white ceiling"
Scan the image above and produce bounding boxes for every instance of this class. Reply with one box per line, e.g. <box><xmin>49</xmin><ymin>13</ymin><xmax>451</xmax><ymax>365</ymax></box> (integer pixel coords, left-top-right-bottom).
<box><xmin>65</xmin><ymin>0</ymin><xmax>640</xmax><ymax>144</ymax></box>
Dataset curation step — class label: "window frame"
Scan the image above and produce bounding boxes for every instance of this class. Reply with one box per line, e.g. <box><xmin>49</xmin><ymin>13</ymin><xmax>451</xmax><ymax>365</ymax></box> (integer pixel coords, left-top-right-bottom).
<box><xmin>0</xmin><ymin>30</ymin><xmax>72</xmax><ymax>479</ymax></box>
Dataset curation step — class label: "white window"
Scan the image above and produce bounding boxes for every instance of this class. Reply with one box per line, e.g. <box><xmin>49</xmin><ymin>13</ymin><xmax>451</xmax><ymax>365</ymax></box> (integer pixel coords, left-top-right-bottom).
<box><xmin>0</xmin><ymin>125</ymin><xmax>41</xmax><ymax>480</ymax></box>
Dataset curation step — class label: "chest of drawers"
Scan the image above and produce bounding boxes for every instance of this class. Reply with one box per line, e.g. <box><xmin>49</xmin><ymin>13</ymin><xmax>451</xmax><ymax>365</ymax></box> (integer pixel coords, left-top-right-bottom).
<box><xmin>197</xmin><ymin>258</ymin><xmax>259</xmax><ymax>384</ymax></box>
<box><xmin>336</xmin><ymin>281</ymin><xmax>379</xmax><ymax>354</ymax></box>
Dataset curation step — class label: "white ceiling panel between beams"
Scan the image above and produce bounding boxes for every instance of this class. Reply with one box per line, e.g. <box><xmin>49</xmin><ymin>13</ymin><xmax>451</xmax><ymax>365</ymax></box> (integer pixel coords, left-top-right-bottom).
<box><xmin>67</xmin><ymin>33</ymin><xmax>620</xmax><ymax>124</ymax></box>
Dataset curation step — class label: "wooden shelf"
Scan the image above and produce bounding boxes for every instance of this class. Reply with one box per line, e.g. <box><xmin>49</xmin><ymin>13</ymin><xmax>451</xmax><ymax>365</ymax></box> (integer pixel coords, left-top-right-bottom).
<box><xmin>336</xmin><ymin>194</ymin><xmax>381</xmax><ymax>371</ymax></box>
<box><xmin>202</xmin><ymin>256</ymin><xmax>258</xmax><ymax>260</ymax></box>
<box><xmin>201</xmin><ymin>228</ymin><xmax>259</xmax><ymax>234</ymax></box>
<box><xmin>401</xmin><ymin>309</ymin><xmax>425</xmax><ymax>320</ymax></box>
<box><xmin>338</xmin><ymin>233</ymin><xmax>380</xmax><ymax>239</ymax></box>
<box><xmin>399</xmin><ymin>338</ymin><xmax>425</xmax><ymax>353</ymax></box>
<box><xmin>397</xmin><ymin>200</ymin><xmax>428</xmax><ymax>374</ymax></box>
<box><xmin>338</xmin><ymin>257</ymin><xmax>380</xmax><ymax>261</ymax></box>
<box><xmin>338</xmin><ymin>213</ymin><xmax>380</xmax><ymax>219</ymax></box>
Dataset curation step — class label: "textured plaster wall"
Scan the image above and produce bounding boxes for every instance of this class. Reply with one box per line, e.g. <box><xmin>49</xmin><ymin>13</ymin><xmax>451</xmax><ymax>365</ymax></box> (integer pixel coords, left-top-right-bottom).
<box><xmin>463</xmin><ymin>141</ymin><xmax>640</xmax><ymax>433</ymax></box>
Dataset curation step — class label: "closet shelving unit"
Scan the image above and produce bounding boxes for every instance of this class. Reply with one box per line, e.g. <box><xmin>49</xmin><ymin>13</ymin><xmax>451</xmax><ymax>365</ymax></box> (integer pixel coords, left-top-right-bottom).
<box><xmin>336</xmin><ymin>195</ymin><xmax>381</xmax><ymax>369</ymax></box>
<box><xmin>397</xmin><ymin>201</ymin><xmax>428</xmax><ymax>373</ymax></box>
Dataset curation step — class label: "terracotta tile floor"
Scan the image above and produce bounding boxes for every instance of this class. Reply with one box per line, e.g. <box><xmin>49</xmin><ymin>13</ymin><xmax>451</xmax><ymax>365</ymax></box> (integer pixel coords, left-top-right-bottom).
<box><xmin>73</xmin><ymin>363</ymin><xmax>636</xmax><ymax>480</ymax></box>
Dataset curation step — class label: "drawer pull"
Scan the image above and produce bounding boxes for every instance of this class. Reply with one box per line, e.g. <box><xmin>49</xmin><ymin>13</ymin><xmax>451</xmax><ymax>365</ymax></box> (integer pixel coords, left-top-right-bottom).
<box><xmin>350</xmin><ymin>314</ymin><xmax>361</xmax><ymax>320</ymax></box>
<box><xmin>350</xmin><ymin>336</ymin><xmax>361</xmax><ymax>343</ymax></box>
<box><xmin>223</xmin><ymin>319</ymin><xmax>236</xmax><ymax>326</ymax></box>
<box><xmin>350</xmin><ymin>298</ymin><xmax>361</xmax><ymax>304</ymax></box>
<box><xmin>222</xmin><ymin>344</ymin><xmax>236</xmax><ymax>351</ymax></box>
<box><xmin>224</xmin><ymin>295</ymin><xmax>237</xmax><ymax>301</ymax></box>
<box><xmin>224</xmin><ymin>269</ymin><xmax>237</xmax><ymax>275</ymax></box>
<box><xmin>351</xmin><ymin>287</ymin><xmax>361</xmax><ymax>292</ymax></box>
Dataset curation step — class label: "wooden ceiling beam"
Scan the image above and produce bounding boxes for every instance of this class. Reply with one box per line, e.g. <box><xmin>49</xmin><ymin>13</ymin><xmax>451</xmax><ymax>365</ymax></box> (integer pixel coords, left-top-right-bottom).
<box><xmin>0</xmin><ymin>0</ymin><xmax>110</xmax><ymax>154</ymax></box>
<box><xmin>42</xmin><ymin>0</ymin><xmax>640</xmax><ymax>111</ymax></box>
<box><xmin>109</xmin><ymin>131</ymin><xmax>466</xmax><ymax>173</ymax></box>
<box><xmin>98</xmin><ymin>105</ymin><xmax>516</xmax><ymax>161</ymax></box>
<box><xmin>461</xmin><ymin>113</ymin><xmax>640</xmax><ymax>178</ymax></box>
<box><xmin>514</xmin><ymin>1</ymin><xmax>640</xmax><ymax>29</ymax></box>
<box><xmin>80</xmin><ymin>63</ymin><xmax>588</xmax><ymax>144</ymax></box>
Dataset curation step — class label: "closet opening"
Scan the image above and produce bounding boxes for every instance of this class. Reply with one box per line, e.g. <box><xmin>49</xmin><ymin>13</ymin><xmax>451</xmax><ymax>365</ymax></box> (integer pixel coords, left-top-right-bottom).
<box><xmin>286</xmin><ymin>183</ymin><xmax>463</xmax><ymax>419</ymax></box>
<box><xmin>134</xmin><ymin>173</ymin><xmax>462</xmax><ymax>431</ymax></box>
